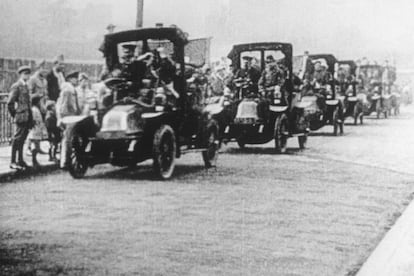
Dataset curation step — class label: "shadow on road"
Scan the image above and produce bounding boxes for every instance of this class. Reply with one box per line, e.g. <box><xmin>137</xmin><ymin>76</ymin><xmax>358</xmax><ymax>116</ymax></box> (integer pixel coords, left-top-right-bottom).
<box><xmin>85</xmin><ymin>163</ymin><xmax>208</xmax><ymax>181</ymax></box>
<box><xmin>223</xmin><ymin>146</ymin><xmax>303</xmax><ymax>155</ymax></box>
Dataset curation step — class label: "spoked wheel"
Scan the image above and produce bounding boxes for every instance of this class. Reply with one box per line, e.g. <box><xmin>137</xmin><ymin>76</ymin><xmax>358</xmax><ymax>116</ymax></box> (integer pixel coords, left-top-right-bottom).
<box><xmin>202</xmin><ymin>120</ymin><xmax>219</xmax><ymax>168</ymax></box>
<box><xmin>298</xmin><ymin>135</ymin><xmax>307</xmax><ymax>149</ymax></box>
<box><xmin>353</xmin><ymin>107</ymin><xmax>359</xmax><ymax>125</ymax></box>
<box><xmin>274</xmin><ymin>114</ymin><xmax>288</xmax><ymax>154</ymax></box>
<box><xmin>376</xmin><ymin>101</ymin><xmax>381</xmax><ymax>119</ymax></box>
<box><xmin>333</xmin><ymin>108</ymin><xmax>339</xmax><ymax>136</ymax></box>
<box><xmin>68</xmin><ymin>133</ymin><xmax>88</xmax><ymax>179</ymax></box>
<box><xmin>153</xmin><ymin>125</ymin><xmax>176</xmax><ymax>180</ymax></box>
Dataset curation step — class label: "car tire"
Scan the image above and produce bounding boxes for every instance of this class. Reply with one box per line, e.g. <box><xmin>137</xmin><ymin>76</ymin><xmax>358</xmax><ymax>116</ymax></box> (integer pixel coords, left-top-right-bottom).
<box><xmin>333</xmin><ymin>108</ymin><xmax>339</xmax><ymax>136</ymax></box>
<box><xmin>68</xmin><ymin>133</ymin><xmax>88</xmax><ymax>179</ymax></box>
<box><xmin>202</xmin><ymin>120</ymin><xmax>219</xmax><ymax>168</ymax></box>
<box><xmin>274</xmin><ymin>114</ymin><xmax>288</xmax><ymax>154</ymax></box>
<box><xmin>298</xmin><ymin>135</ymin><xmax>307</xmax><ymax>149</ymax></box>
<box><xmin>153</xmin><ymin>125</ymin><xmax>176</xmax><ymax>180</ymax></box>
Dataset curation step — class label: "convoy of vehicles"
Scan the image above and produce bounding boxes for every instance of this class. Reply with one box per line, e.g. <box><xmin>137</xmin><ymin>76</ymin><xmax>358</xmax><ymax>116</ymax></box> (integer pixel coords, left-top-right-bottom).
<box><xmin>60</xmin><ymin>25</ymin><xmax>402</xmax><ymax>179</ymax></box>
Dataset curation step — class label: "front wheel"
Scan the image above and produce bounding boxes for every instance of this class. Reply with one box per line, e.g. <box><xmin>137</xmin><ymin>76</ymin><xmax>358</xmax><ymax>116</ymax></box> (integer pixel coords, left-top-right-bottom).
<box><xmin>333</xmin><ymin>108</ymin><xmax>339</xmax><ymax>136</ymax></box>
<box><xmin>68</xmin><ymin>133</ymin><xmax>88</xmax><ymax>179</ymax></box>
<box><xmin>202</xmin><ymin>120</ymin><xmax>219</xmax><ymax>168</ymax></box>
<box><xmin>298</xmin><ymin>135</ymin><xmax>307</xmax><ymax>149</ymax></box>
<box><xmin>153</xmin><ymin>125</ymin><xmax>176</xmax><ymax>180</ymax></box>
<box><xmin>274</xmin><ymin>114</ymin><xmax>288</xmax><ymax>153</ymax></box>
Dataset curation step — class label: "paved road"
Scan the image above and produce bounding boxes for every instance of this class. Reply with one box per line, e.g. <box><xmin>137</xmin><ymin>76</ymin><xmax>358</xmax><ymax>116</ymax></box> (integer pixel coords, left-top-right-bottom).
<box><xmin>1</xmin><ymin>106</ymin><xmax>414</xmax><ymax>276</ymax></box>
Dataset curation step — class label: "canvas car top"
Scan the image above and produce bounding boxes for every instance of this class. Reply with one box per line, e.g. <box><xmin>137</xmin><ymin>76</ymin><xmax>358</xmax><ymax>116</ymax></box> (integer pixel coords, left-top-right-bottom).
<box><xmin>308</xmin><ymin>54</ymin><xmax>338</xmax><ymax>74</ymax></box>
<box><xmin>227</xmin><ymin>42</ymin><xmax>293</xmax><ymax>71</ymax></box>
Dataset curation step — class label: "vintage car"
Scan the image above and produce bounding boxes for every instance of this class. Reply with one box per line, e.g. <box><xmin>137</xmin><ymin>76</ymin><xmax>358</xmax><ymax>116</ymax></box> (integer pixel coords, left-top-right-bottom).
<box><xmin>358</xmin><ymin>64</ymin><xmax>391</xmax><ymax>119</ymax></box>
<box><xmin>222</xmin><ymin>42</ymin><xmax>310</xmax><ymax>153</ymax></box>
<box><xmin>64</xmin><ymin>27</ymin><xmax>220</xmax><ymax>179</ymax></box>
<box><xmin>336</xmin><ymin>60</ymin><xmax>364</xmax><ymax>125</ymax></box>
<box><xmin>294</xmin><ymin>54</ymin><xmax>345</xmax><ymax>135</ymax></box>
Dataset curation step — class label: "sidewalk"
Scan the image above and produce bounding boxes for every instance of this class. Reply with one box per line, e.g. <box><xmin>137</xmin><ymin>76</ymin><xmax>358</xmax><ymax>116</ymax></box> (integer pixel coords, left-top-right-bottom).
<box><xmin>357</xmin><ymin>198</ymin><xmax>414</xmax><ymax>276</ymax></box>
<box><xmin>0</xmin><ymin>142</ymin><xmax>59</xmax><ymax>182</ymax></box>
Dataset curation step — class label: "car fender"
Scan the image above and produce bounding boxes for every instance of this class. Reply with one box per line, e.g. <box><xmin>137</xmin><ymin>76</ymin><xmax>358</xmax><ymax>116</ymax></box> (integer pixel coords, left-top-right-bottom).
<box><xmin>326</xmin><ymin>99</ymin><xmax>339</xmax><ymax>106</ymax></box>
<box><xmin>141</xmin><ymin>112</ymin><xmax>165</xmax><ymax>119</ymax></box>
<box><xmin>204</xmin><ymin>103</ymin><xmax>224</xmax><ymax>115</ymax></box>
<box><xmin>269</xmin><ymin>105</ymin><xmax>288</xmax><ymax>113</ymax></box>
<box><xmin>62</xmin><ymin>115</ymin><xmax>98</xmax><ymax>137</ymax></box>
<box><xmin>294</xmin><ymin>101</ymin><xmax>312</xmax><ymax>109</ymax></box>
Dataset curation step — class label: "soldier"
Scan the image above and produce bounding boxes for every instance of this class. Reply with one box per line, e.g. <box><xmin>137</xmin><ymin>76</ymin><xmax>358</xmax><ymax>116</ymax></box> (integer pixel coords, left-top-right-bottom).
<box><xmin>118</xmin><ymin>44</ymin><xmax>147</xmax><ymax>98</ymax></box>
<box><xmin>57</xmin><ymin>71</ymin><xmax>81</xmax><ymax>169</ymax></box>
<box><xmin>258</xmin><ymin>55</ymin><xmax>285</xmax><ymax>95</ymax></box>
<box><xmin>46</xmin><ymin>55</ymin><xmax>65</xmax><ymax>102</ymax></box>
<box><xmin>235</xmin><ymin>56</ymin><xmax>261</xmax><ymax>84</ymax></box>
<box><xmin>28</xmin><ymin>60</ymin><xmax>48</xmax><ymax>115</ymax></box>
<box><xmin>7</xmin><ymin>65</ymin><xmax>33</xmax><ymax>170</ymax></box>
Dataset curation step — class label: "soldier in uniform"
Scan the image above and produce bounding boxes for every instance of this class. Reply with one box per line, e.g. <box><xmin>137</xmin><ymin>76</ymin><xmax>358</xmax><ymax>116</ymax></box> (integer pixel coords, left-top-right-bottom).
<box><xmin>258</xmin><ymin>55</ymin><xmax>285</xmax><ymax>96</ymax></box>
<box><xmin>117</xmin><ymin>43</ymin><xmax>147</xmax><ymax>99</ymax></box>
<box><xmin>57</xmin><ymin>71</ymin><xmax>81</xmax><ymax>169</ymax></box>
<box><xmin>7</xmin><ymin>66</ymin><xmax>33</xmax><ymax>170</ymax></box>
<box><xmin>235</xmin><ymin>56</ymin><xmax>261</xmax><ymax>84</ymax></box>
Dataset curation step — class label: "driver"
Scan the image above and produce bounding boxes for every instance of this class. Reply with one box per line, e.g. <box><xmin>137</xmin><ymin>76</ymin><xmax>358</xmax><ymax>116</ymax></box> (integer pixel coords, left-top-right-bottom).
<box><xmin>234</xmin><ymin>56</ymin><xmax>261</xmax><ymax>93</ymax></box>
<box><xmin>258</xmin><ymin>55</ymin><xmax>285</xmax><ymax>97</ymax></box>
<box><xmin>118</xmin><ymin>43</ymin><xmax>147</xmax><ymax>95</ymax></box>
<box><xmin>312</xmin><ymin>60</ymin><xmax>332</xmax><ymax>89</ymax></box>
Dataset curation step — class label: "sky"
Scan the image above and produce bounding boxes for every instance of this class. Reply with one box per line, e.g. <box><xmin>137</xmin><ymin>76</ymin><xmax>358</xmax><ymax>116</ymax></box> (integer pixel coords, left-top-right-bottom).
<box><xmin>4</xmin><ymin>0</ymin><xmax>414</xmax><ymax>67</ymax></box>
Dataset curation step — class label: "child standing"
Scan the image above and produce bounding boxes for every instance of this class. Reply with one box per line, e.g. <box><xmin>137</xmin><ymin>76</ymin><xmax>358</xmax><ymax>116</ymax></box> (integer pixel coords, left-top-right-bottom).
<box><xmin>28</xmin><ymin>95</ymin><xmax>48</xmax><ymax>169</ymax></box>
<box><xmin>45</xmin><ymin>101</ymin><xmax>61</xmax><ymax>162</ymax></box>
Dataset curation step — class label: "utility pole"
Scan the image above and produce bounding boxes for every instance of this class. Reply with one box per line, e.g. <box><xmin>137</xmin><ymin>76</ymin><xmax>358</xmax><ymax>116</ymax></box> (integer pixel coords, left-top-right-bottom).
<box><xmin>136</xmin><ymin>0</ymin><xmax>144</xmax><ymax>28</ymax></box>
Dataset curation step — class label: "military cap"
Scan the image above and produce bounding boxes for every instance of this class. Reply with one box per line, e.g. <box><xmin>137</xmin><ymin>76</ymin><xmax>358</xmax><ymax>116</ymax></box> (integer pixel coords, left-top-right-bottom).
<box><xmin>106</xmin><ymin>23</ymin><xmax>116</xmax><ymax>30</ymax></box>
<box><xmin>17</xmin><ymin>65</ymin><xmax>31</xmax><ymax>74</ymax></box>
<box><xmin>66</xmin><ymin>71</ymin><xmax>80</xmax><ymax>80</ymax></box>
<box><xmin>242</xmin><ymin>56</ymin><xmax>253</xmax><ymax>61</ymax></box>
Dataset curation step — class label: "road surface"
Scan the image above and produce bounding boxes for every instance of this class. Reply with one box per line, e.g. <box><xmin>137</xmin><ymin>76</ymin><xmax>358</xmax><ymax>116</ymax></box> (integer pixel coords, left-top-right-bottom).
<box><xmin>1</xmin><ymin>106</ymin><xmax>414</xmax><ymax>275</ymax></box>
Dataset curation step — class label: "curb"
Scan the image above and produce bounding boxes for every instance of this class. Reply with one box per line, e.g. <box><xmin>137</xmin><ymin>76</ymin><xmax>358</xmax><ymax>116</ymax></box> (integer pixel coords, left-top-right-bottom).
<box><xmin>0</xmin><ymin>163</ymin><xmax>60</xmax><ymax>183</ymax></box>
<box><xmin>356</xmin><ymin>197</ymin><xmax>414</xmax><ymax>276</ymax></box>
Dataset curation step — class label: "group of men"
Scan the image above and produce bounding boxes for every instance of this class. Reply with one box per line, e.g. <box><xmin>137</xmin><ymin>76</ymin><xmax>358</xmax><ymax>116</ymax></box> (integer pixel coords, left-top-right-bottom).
<box><xmin>7</xmin><ymin>56</ymin><xmax>95</xmax><ymax>170</ymax></box>
<box><xmin>104</xmin><ymin>43</ymin><xmax>179</xmax><ymax>104</ymax></box>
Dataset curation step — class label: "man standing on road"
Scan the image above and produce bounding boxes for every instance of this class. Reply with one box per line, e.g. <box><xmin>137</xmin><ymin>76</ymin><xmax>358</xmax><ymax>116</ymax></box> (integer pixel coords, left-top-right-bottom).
<box><xmin>46</xmin><ymin>55</ymin><xmax>65</xmax><ymax>102</ymax></box>
<box><xmin>7</xmin><ymin>66</ymin><xmax>33</xmax><ymax>170</ymax></box>
<box><xmin>28</xmin><ymin>60</ymin><xmax>48</xmax><ymax>115</ymax></box>
<box><xmin>57</xmin><ymin>71</ymin><xmax>81</xmax><ymax>169</ymax></box>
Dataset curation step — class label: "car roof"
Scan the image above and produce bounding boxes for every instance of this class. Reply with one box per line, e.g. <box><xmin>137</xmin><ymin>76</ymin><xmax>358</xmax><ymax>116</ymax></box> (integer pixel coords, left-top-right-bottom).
<box><xmin>227</xmin><ymin>42</ymin><xmax>292</xmax><ymax>60</ymax></box>
<box><xmin>338</xmin><ymin>60</ymin><xmax>357</xmax><ymax>74</ymax></box>
<box><xmin>104</xmin><ymin>27</ymin><xmax>188</xmax><ymax>47</ymax></box>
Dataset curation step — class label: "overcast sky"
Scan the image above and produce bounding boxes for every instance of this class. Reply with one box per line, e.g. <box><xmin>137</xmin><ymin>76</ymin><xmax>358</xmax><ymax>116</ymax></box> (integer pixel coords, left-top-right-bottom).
<box><xmin>22</xmin><ymin>0</ymin><xmax>414</xmax><ymax>67</ymax></box>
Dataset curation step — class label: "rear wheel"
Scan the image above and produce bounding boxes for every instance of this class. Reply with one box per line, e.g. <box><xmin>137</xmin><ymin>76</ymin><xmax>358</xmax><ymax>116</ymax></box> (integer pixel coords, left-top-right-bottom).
<box><xmin>274</xmin><ymin>114</ymin><xmax>288</xmax><ymax>153</ymax></box>
<box><xmin>153</xmin><ymin>125</ymin><xmax>176</xmax><ymax>180</ymax></box>
<box><xmin>68</xmin><ymin>133</ymin><xmax>88</xmax><ymax>179</ymax></box>
<box><xmin>202</xmin><ymin>120</ymin><xmax>219</xmax><ymax>168</ymax></box>
<box><xmin>298</xmin><ymin>135</ymin><xmax>307</xmax><ymax>149</ymax></box>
